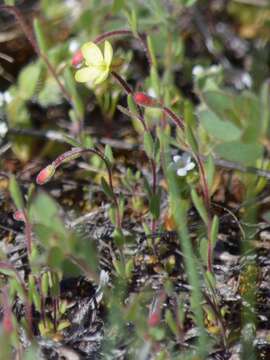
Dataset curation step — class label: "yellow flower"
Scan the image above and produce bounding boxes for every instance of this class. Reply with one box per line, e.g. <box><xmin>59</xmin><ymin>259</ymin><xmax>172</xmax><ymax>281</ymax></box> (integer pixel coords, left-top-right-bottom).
<box><xmin>75</xmin><ymin>41</ymin><xmax>113</xmax><ymax>85</ymax></box>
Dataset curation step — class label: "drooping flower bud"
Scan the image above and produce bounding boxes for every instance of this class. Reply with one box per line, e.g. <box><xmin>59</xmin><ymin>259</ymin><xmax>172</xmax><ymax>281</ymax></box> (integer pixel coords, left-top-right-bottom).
<box><xmin>71</xmin><ymin>50</ymin><xmax>84</xmax><ymax>67</ymax></box>
<box><xmin>36</xmin><ymin>164</ymin><xmax>56</xmax><ymax>185</ymax></box>
<box><xmin>133</xmin><ymin>92</ymin><xmax>160</xmax><ymax>108</ymax></box>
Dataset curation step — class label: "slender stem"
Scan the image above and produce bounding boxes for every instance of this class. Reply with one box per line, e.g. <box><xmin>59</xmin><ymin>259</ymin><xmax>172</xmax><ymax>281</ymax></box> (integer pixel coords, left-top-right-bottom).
<box><xmin>151</xmin><ymin>159</ymin><xmax>157</xmax><ymax>233</ymax></box>
<box><xmin>163</xmin><ymin>106</ymin><xmax>185</xmax><ymax>130</ymax></box>
<box><xmin>195</xmin><ymin>154</ymin><xmax>210</xmax><ymax>212</ymax></box>
<box><xmin>195</xmin><ymin>154</ymin><xmax>213</xmax><ymax>272</ymax></box>
<box><xmin>23</xmin><ymin>210</ymin><xmax>32</xmax><ymax>256</ymax></box>
<box><xmin>0</xmin><ymin>5</ymin><xmax>72</xmax><ymax>104</ymax></box>
<box><xmin>117</xmin><ymin>105</ymin><xmax>149</xmax><ymax>132</ymax></box>
<box><xmin>94</xmin><ymin>29</ymin><xmax>133</xmax><ymax>44</ymax></box>
<box><xmin>94</xmin><ymin>29</ymin><xmax>152</xmax><ymax>68</ymax></box>
<box><xmin>111</xmin><ymin>71</ymin><xmax>133</xmax><ymax>95</ymax></box>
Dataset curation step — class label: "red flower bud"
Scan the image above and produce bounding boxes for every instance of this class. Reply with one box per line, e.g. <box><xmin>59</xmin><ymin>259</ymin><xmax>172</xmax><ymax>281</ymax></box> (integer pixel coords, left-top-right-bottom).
<box><xmin>71</xmin><ymin>50</ymin><xmax>84</xmax><ymax>67</ymax></box>
<box><xmin>133</xmin><ymin>92</ymin><xmax>160</xmax><ymax>108</ymax></box>
<box><xmin>36</xmin><ymin>164</ymin><xmax>55</xmax><ymax>185</ymax></box>
<box><xmin>13</xmin><ymin>210</ymin><xmax>26</xmax><ymax>223</ymax></box>
<box><xmin>3</xmin><ymin>313</ymin><xmax>13</xmax><ymax>334</ymax></box>
<box><xmin>148</xmin><ymin>312</ymin><xmax>160</xmax><ymax>327</ymax></box>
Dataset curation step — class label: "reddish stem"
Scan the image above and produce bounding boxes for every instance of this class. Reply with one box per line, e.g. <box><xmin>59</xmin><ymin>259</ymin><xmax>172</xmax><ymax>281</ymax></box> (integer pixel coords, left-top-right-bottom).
<box><xmin>111</xmin><ymin>71</ymin><xmax>133</xmax><ymax>95</ymax></box>
<box><xmin>151</xmin><ymin>159</ymin><xmax>157</xmax><ymax>233</ymax></box>
<box><xmin>23</xmin><ymin>210</ymin><xmax>32</xmax><ymax>256</ymax></box>
<box><xmin>163</xmin><ymin>106</ymin><xmax>185</xmax><ymax>130</ymax></box>
<box><xmin>94</xmin><ymin>29</ymin><xmax>152</xmax><ymax>68</ymax></box>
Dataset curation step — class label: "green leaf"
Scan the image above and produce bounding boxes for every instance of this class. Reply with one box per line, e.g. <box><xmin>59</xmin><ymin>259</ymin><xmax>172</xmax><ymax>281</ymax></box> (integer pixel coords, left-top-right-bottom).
<box><xmin>127</xmin><ymin>8</ymin><xmax>138</xmax><ymax>35</ymax></box>
<box><xmin>199</xmin><ymin>109</ymin><xmax>242</xmax><ymax>141</ymax></box>
<box><xmin>101</xmin><ymin>177</ymin><xmax>114</xmax><ymax>199</ymax></box>
<box><xmin>125</xmin><ymin>258</ymin><xmax>134</xmax><ymax>279</ymax></box>
<box><xmin>38</xmin><ymin>77</ymin><xmax>62</xmax><ymax>106</ymax></box>
<box><xmin>112</xmin><ymin>0</ymin><xmax>125</xmax><ymax>12</ymax></box>
<box><xmin>47</xmin><ymin>246</ymin><xmax>65</xmax><ymax>268</ymax></box>
<box><xmin>210</xmin><ymin>215</ymin><xmax>219</xmax><ymax>249</ymax></box>
<box><xmin>61</xmin><ymin>134</ymin><xmax>81</xmax><ymax>147</ymax></box>
<box><xmin>33</xmin><ymin>18</ymin><xmax>49</xmax><ymax>53</ymax></box>
<box><xmin>165</xmin><ymin>309</ymin><xmax>178</xmax><ymax>335</ymax></box>
<box><xmin>64</xmin><ymin>67</ymin><xmax>84</xmax><ymax>118</ymax></box>
<box><xmin>127</xmin><ymin>94</ymin><xmax>139</xmax><ymax>115</ymax></box>
<box><xmin>199</xmin><ymin>237</ymin><xmax>208</xmax><ymax>266</ymax></box>
<box><xmin>18</xmin><ymin>62</ymin><xmax>42</xmax><ymax>100</ymax></box>
<box><xmin>9</xmin><ymin>176</ymin><xmax>24</xmax><ymax>210</ymax></box>
<box><xmin>144</xmin><ymin>132</ymin><xmax>155</xmax><ymax>159</ymax></box>
<box><xmin>185</xmin><ymin>124</ymin><xmax>198</xmax><ymax>153</ymax></box>
<box><xmin>104</xmin><ymin>144</ymin><xmax>114</xmax><ymax>164</ymax></box>
<box><xmin>150</xmin><ymin>66</ymin><xmax>160</xmax><ymax>96</ymax></box>
<box><xmin>260</xmin><ymin>81</ymin><xmax>270</xmax><ymax>136</ymax></box>
<box><xmin>184</xmin><ymin>100</ymin><xmax>196</xmax><ymax>128</ymax></box>
<box><xmin>205</xmin><ymin>270</ymin><xmax>216</xmax><ymax>289</ymax></box>
<box><xmin>4</xmin><ymin>0</ymin><xmax>15</xmax><ymax>5</ymax></box>
<box><xmin>147</xmin><ymin>36</ymin><xmax>158</xmax><ymax>69</ymax></box>
<box><xmin>50</xmin><ymin>272</ymin><xmax>60</xmax><ymax>297</ymax></box>
<box><xmin>28</xmin><ymin>275</ymin><xmax>41</xmax><ymax>311</ymax></box>
<box><xmin>182</xmin><ymin>0</ymin><xmax>197</xmax><ymax>6</ymax></box>
<box><xmin>41</xmin><ymin>272</ymin><xmax>49</xmax><ymax>297</ymax></box>
<box><xmin>30</xmin><ymin>192</ymin><xmax>66</xmax><ymax>241</ymax></box>
<box><xmin>149</xmin><ymin>189</ymin><xmax>161</xmax><ymax>219</ymax></box>
<box><xmin>205</xmin><ymin>154</ymin><xmax>215</xmax><ymax>190</ymax></box>
<box><xmin>202</xmin><ymin>90</ymin><xmax>239</xmax><ymax>125</ymax></box>
<box><xmin>191</xmin><ymin>189</ymin><xmax>208</xmax><ymax>225</ymax></box>
<box><xmin>215</xmin><ymin>141</ymin><xmax>263</xmax><ymax>165</ymax></box>
<box><xmin>113</xmin><ymin>228</ymin><xmax>125</xmax><ymax>247</ymax></box>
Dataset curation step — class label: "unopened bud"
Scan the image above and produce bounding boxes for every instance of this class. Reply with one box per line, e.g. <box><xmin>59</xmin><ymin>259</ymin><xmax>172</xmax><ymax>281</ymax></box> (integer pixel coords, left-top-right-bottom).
<box><xmin>3</xmin><ymin>313</ymin><xmax>13</xmax><ymax>334</ymax></box>
<box><xmin>13</xmin><ymin>210</ymin><xmax>26</xmax><ymax>223</ymax></box>
<box><xmin>133</xmin><ymin>92</ymin><xmax>160</xmax><ymax>108</ymax></box>
<box><xmin>148</xmin><ymin>312</ymin><xmax>160</xmax><ymax>327</ymax></box>
<box><xmin>71</xmin><ymin>50</ymin><xmax>84</xmax><ymax>67</ymax></box>
<box><xmin>36</xmin><ymin>164</ymin><xmax>55</xmax><ymax>185</ymax></box>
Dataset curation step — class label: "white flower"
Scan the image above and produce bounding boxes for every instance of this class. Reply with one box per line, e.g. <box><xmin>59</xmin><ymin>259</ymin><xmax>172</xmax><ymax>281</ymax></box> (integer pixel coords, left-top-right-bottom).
<box><xmin>3</xmin><ymin>91</ymin><xmax>13</xmax><ymax>103</ymax></box>
<box><xmin>173</xmin><ymin>153</ymin><xmax>195</xmax><ymax>177</ymax></box>
<box><xmin>69</xmin><ymin>39</ymin><xmax>80</xmax><ymax>53</ymax></box>
<box><xmin>0</xmin><ymin>122</ymin><xmax>8</xmax><ymax>138</ymax></box>
<box><xmin>192</xmin><ymin>65</ymin><xmax>204</xmax><ymax>77</ymax></box>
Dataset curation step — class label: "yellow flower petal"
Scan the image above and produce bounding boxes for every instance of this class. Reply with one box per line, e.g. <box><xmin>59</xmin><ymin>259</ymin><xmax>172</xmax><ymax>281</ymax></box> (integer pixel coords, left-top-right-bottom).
<box><xmin>75</xmin><ymin>67</ymin><xmax>102</xmax><ymax>83</ymax></box>
<box><xmin>81</xmin><ymin>42</ymin><xmax>103</xmax><ymax>66</ymax></box>
<box><xmin>94</xmin><ymin>68</ymin><xmax>110</xmax><ymax>85</ymax></box>
<box><xmin>103</xmin><ymin>40</ymin><xmax>113</xmax><ymax>66</ymax></box>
